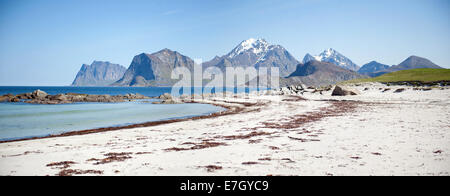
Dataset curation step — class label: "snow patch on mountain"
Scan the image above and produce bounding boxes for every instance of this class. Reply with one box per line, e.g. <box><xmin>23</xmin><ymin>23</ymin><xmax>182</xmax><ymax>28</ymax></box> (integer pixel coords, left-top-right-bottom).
<box><xmin>302</xmin><ymin>48</ymin><xmax>360</xmax><ymax>71</ymax></box>
<box><xmin>227</xmin><ymin>38</ymin><xmax>269</xmax><ymax>58</ymax></box>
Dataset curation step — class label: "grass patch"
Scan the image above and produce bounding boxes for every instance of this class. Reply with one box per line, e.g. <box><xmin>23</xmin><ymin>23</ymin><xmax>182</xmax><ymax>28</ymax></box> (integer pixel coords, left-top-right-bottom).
<box><xmin>342</xmin><ymin>68</ymin><xmax>450</xmax><ymax>84</ymax></box>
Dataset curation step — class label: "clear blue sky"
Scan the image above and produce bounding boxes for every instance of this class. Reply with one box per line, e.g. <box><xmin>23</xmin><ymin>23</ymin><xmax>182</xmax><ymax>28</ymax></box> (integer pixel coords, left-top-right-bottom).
<box><xmin>0</xmin><ymin>0</ymin><xmax>449</xmax><ymax>86</ymax></box>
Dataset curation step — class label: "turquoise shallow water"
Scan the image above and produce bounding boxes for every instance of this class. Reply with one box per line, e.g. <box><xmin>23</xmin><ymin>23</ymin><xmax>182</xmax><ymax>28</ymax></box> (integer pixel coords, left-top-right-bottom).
<box><xmin>0</xmin><ymin>86</ymin><xmax>233</xmax><ymax>141</ymax></box>
<box><xmin>0</xmin><ymin>100</ymin><xmax>225</xmax><ymax>141</ymax></box>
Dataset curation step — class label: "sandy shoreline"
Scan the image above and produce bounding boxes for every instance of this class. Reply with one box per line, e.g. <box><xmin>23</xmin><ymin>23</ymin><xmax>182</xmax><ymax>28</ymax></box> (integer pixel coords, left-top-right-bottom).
<box><xmin>0</xmin><ymin>83</ymin><xmax>449</xmax><ymax>176</ymax></box>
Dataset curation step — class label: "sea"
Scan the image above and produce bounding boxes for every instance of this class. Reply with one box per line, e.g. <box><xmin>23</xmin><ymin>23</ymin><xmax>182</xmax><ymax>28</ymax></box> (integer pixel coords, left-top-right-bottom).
<box><xmin>0</xmin><ymin>86</ymin><xmax>261</xmax><ymax>141</ymax></box>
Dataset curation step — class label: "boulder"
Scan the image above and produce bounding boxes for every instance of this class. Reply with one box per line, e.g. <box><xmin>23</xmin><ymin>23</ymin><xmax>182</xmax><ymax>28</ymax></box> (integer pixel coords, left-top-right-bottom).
<box><xmin>288</xmin><ymin>85</ymin><xmax>296</xmax><ymax>91</ymax></box>
<box><xmin>124</xmin><ymin>93</ymin><xmax>132</xmax><ymax>99</ymax></box>
<box><xmin>286</xmin><ymin>85</ymin><xmax>305</xmax><ymax>94</ymax></box>
<box><xmin>331</xmin><ymin>85</ymin><xmax>360</xmax><ymax>96</ymax></box>
<box><xmin>394</xmin><ymin>88</ymin><xmax>405</xmax><ymax>93</ymax></box>
<box><xmin>280</xmin><ymin>87</ymin><xmax>291</xmax><ymax>95</ymax></box>
<box><xmin>0</xmin><ymin>95</ymin><xmax>9</xmax><ymax>102</ymax></box>
<box><xmin>52</xmin><ymin>94</ymin><xmax>67</xmax><ymax>101</ymax></box>
<box><xmin>124</xmin><ymin>93</ymin><xmax>148</xmax><ymax>99</ymax></box>
<box><xmin>16</xmin><ymin>93</ymin><xmax>32</xmax><ymax>99</ymax></box>
<box><xmin>155</xmin><ymin>98</ymin><xmax>182</xmax><ymax>104</ymax></box>
<box><xmin>1</xmin><ymin>93</ymin><xmax>15</xmax><ymax>101</ymax></box>
<box><xmin>32</xmin><ymin>89</ymin><xmax>48</xmax><ymax>99</ymax></box>
<box><xmin>159</xmin><ymin>93</ymin><xmax>172</xmax><ymax>100</ymax></box>
<box><xmin>162</xmin><ymin>99</ymin><xmax>181</xmax><ymax>104</ymax></box>
<box><xmin>9</xmin><ymin>97</ymin><xmax>20</xmax><ymax>102</ymax></box>
<box><xmin>134</xmin><ymin>93</ymin><xmax>148</xmax><ymax>99</ymax></box>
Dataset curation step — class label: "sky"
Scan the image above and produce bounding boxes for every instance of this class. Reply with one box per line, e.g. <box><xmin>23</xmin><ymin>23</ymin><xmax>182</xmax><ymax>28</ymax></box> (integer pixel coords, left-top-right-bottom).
<box><xmin>0</xmin><ymin>0</ymin><xmax>449</xmax><ymax>86</ymax></box>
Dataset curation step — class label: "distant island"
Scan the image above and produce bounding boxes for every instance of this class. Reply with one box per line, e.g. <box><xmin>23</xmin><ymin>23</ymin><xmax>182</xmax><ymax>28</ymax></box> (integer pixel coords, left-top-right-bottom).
<box><xmin>72</xmin><ymin>61</ymin><xmax>126</xmax><ymax>86</ymax></box>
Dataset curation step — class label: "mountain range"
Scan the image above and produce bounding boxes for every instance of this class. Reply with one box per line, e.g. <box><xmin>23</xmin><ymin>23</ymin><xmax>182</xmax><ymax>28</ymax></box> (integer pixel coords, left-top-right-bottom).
<box><xmin>202</xmin><ymin>38</ymin><xmax>299</xmax><ymax>77</ymax></box>
<box><xmin>72</xmin><ymin>61</ymin><xmax>126</xmax><ymax>86</ymax></box>
<box><xmin>71</xmin><ymin>38</ymin><xmax>444</xmax><ymax>87</ymax></box>
<box><xmin>366</xmin><ymin>56</ymin><xmax>442</xmax><ymax>77</ymax></box>
<box><xmin>112</xmin><ymin>49</ymin><xmax>195</xmax><ymax>87</ymax></box>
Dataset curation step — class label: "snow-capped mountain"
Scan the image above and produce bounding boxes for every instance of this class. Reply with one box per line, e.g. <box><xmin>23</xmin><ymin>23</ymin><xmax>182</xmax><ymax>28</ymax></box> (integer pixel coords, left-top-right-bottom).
<box><xmin>203</xmin><ymin>38</ymin><xmax>300</xmax><ymax>77</ymax></box>
<box><xmin>302</xmin><ymin>48</ymin><xmax>360</xmax><ymax>71</ymax></box>
<box><xmin>227</xmin><ymin>38</ymin><xmax>270</xmax><ymax>59</ymax></box>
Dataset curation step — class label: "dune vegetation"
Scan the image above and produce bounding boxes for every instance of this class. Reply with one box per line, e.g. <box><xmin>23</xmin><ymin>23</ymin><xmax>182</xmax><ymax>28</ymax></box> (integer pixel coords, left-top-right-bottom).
<box><xmin>343</xmin><ymin>68</ymin><xmax>450</xmax><ymax>83</ymax></box>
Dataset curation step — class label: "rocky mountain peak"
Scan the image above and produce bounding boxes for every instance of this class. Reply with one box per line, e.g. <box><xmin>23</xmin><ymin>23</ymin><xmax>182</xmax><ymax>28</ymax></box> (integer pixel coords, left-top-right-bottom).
<box><xmin>398</xmin><ymin>55</ymin><xmax>440</xmax><ymax>68</ymax></box>
<box><xmin>357</xmin><ymin>61</ymin><xmax>390</xmax><ymax>76</ymax></box>
<box><xmin>227</xmin><ymin>38</ymin><xmax>270</xmax><ymax>58</ymax></box>
<box><xmin>201</xmin><ymin>38</ymin><xmax>300</xmax><ymax>77</ymax></box>
<box><xmin>302</xmin><ymin>48</ymin><xmax>360</xmax><ymax>71</ymax></box>
<box><xmin>71</xmin><ymin>61</ymin><xmax>127</xmax><ymax>86</ymax></box>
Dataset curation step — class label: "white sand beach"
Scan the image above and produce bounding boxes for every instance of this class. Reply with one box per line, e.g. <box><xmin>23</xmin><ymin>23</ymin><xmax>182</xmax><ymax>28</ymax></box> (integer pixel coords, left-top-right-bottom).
<box><xmin>0</xmin><ymin>83</ymin><xmax>449</xmax><ymax>176</ymax></box>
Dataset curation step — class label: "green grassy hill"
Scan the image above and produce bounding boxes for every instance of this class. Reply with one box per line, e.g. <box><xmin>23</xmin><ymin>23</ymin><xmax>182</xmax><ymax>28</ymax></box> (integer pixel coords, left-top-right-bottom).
<box><xmin>342</xmin><ymin>68</ymin><xmax>450</xmax><ymax>84</ymax></box>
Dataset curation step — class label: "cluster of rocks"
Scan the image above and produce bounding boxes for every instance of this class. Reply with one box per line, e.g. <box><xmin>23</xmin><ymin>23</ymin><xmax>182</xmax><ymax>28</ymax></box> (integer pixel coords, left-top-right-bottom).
<box><xmin>271</xmin><ymin>85</ymin><xmax>335</xmax><ymax>96</ymax></box>
<box><xmin>1</xmin><ymin>89</ymin><xmax>48</xmax><ymax>103</ymax></box>
<box><xmin>1</xmin><ymin>89</ymin><xmax>259</xmax><ymax>105</ymax></box>
<box><xmin>0</xmin><ymin>94</ymin><xmax>19</xmax><ymax>102</ymax></box>
<box><xmin>0</xmin><ymin>90</ymin><xmax>150</xmax><ymax>104</ymax></box>
<box><xmin>153</xmin><ymin>93</ymin><xmax>182</xmax><ymax>104</ymax></box>
<box><xmin>279</xmin><ymin>85</ymin><xmax>306</xmax><ymax>95</ymax></box>
<box><xmin>273</xmin><ymin>82</ymin><xmax>443</xmax><ymax>96</ymax></box>
<box><xmin>153</xmin><ymin>93</ymin><xmax>221</xmax><ymax>104</ymax></box>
